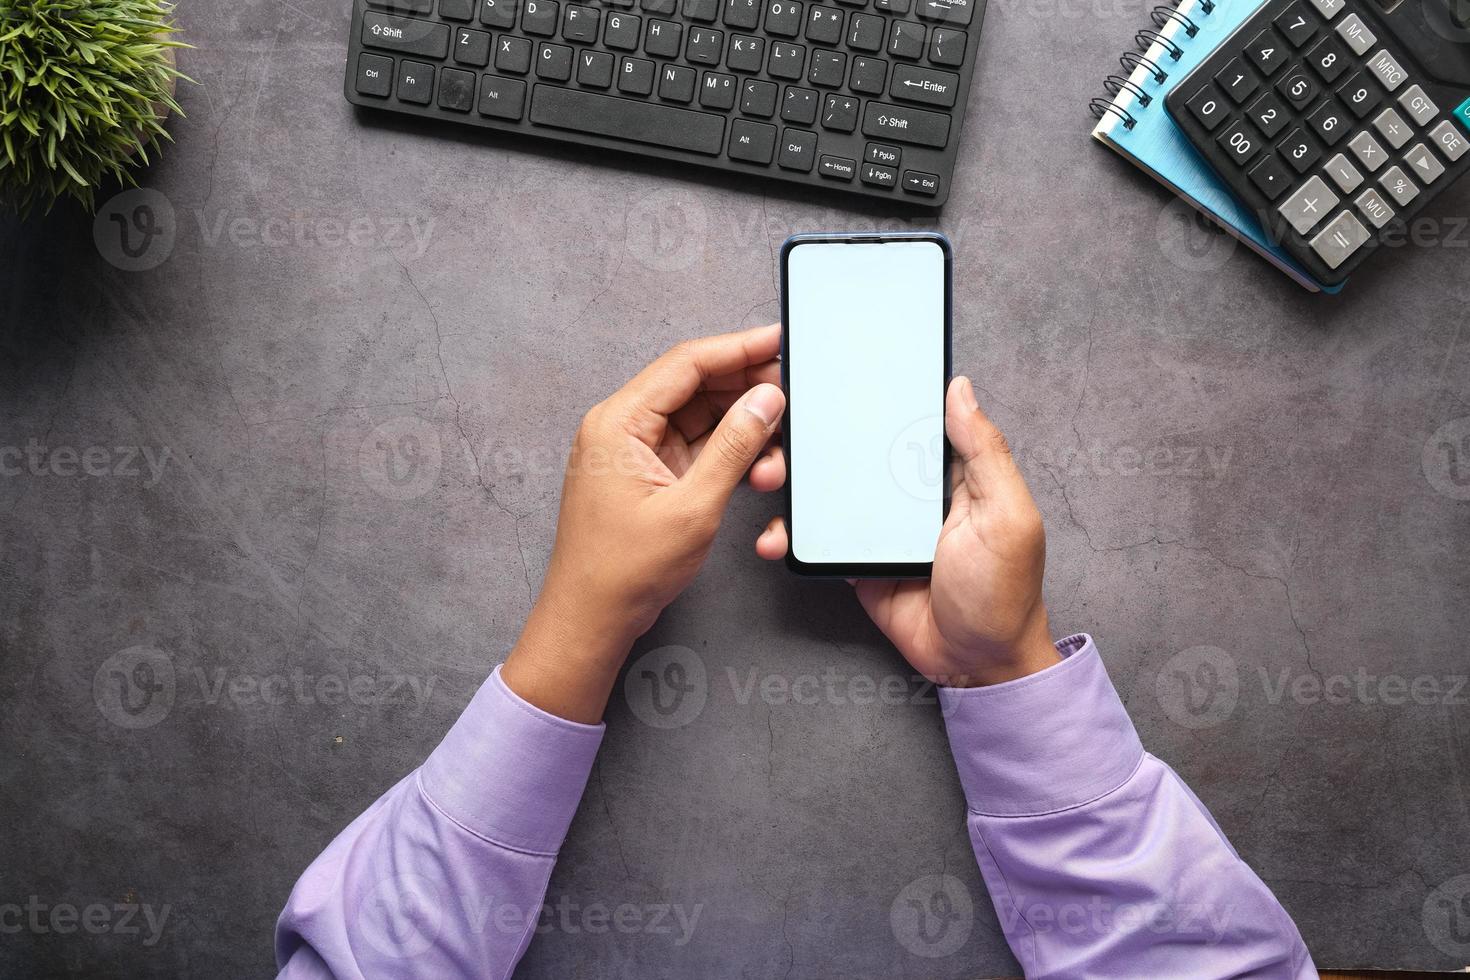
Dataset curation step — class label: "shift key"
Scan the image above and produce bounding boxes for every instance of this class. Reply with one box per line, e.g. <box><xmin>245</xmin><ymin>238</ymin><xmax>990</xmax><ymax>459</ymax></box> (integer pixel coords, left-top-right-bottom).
<box><xmin>362</xmin><ymin>12</ymin><xmax>450</xmax><ymax>58</ymax></box>
<box><xmin>861</xmin><ymin>102</ymin><xmax>950</xmax><ymax>148</ymax></box>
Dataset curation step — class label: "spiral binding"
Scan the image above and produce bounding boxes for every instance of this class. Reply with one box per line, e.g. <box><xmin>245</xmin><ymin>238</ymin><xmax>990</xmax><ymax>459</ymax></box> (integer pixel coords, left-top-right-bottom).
<box><xmin>1091</xmin><ymin>0</ymin><xmax>1215</xmax><ymax>129</ymax></box>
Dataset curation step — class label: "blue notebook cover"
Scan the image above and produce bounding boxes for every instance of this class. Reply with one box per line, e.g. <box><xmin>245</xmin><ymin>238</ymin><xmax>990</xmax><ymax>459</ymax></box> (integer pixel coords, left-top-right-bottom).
<box><xmin>1091</xmin><ymin>0</ymin><xmax>1344</xmax><ymax>293</ymax></box>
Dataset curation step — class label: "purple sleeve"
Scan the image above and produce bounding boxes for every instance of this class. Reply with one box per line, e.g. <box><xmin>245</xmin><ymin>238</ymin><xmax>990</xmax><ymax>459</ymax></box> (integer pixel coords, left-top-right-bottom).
<box><xmin>940</xmin><ymin>635</ymin><xmax>1317</xmax><ymax>978</ymax></box>
<box><xmin>275</xmin><ymin>666</ymin><xmax>603</xmax><ymax>979</ymax></box>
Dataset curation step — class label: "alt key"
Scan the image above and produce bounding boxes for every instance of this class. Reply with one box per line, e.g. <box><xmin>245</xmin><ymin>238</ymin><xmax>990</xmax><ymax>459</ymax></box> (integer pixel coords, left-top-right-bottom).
<box><xmin>901</xmin><ymin>169</ymin><xmax>940</xmax><ymax>195</ymax></box>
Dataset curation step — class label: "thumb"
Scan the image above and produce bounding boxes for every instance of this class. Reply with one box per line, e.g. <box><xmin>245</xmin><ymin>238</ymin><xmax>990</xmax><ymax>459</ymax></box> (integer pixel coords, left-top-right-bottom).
<box><xmin>945</xmin><ymin>376</ymin><xmax>1029</xmax><ymax>507</ymax></box>
<box><xmin>680</xmin><ymin>383</ymin><xmax>785</xmax><ymax>509</ymax></box>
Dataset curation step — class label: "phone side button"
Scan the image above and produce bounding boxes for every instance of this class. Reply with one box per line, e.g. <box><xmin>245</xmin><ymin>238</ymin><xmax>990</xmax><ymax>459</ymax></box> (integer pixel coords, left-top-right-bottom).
<box><xmin>901</xmin><ymin>169</ymin><xmax>939</xmax><ymax>195</ymax></box>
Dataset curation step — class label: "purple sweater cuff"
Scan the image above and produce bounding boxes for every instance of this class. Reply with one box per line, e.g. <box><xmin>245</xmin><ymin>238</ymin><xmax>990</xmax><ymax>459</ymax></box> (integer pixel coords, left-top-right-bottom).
<box><xmin>938</xmin><ymin>634</ymin><xmax>1143</xmax><ymax>818</ymax></box>
<box><xmin>419</xmin><ymin>665</ymin><xmax>604</xmax><ymax>855</ymax></box>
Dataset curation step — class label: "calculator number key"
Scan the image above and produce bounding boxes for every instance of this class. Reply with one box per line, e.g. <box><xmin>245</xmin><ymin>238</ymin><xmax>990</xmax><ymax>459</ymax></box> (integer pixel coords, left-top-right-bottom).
<box><xmin>1217</xmin><ymin>119</ymin><xmax>1263</xmax><ymax>165</ymax></box>
<box><xmin>1249</xmin><ymin>154</ymin><xmax>1293</xmax><ymax>199</ymax></box>
<box><xmin>1278</xmin><ymin>127</ymin><xmax>1322</xmax><ymax>173</ymax></box>
<box><xmin>1246</xmin><ymin>29</ymin><xmax>1289</xmax><ymax>76</ymax></box>
<box><xmin>1306</xmin><ymin>35</ymin><xmax>1350</xmax><ymax>83</ymax></box>
<box><xmin>1273</xmin><ymin>2</ymin><xmax>1317</xmax><ymax>47</ymax></box>
<box><xmin>1248</xmin><ymin>91</ymin><xmax>1290</xmax><ymax>138</ymax></box>
<box><xmin>1215</xmin><ymin>58</ymin><xmax>1261</xmax><ymax>104</ymax></box>
<box><xmin>1186</xmin><ymin>84</ymin><xmax>1230</xmax><ymax>131</ymax></box>
<box><xmin>1336</xmin><ymin>71</ymin><xmax>1381</xmax><ymax>119</ymax></box>
<box><xmin>1306</xmin><ymin>99</ymin><xmax>1348</xmax><ymax>145</ymax></box>
<box><xmin>1278</xmin><ymin>70</ymin><xmax>1318</xmax><ymax>110</ymax></box>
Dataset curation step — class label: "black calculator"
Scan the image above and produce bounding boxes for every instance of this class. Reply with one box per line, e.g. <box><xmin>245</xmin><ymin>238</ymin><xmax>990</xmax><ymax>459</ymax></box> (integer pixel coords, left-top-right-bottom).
<box><xmin>1166</xmin><ymin>0</ymin><xmax>1470</xmax><ymax>285</ymax></box>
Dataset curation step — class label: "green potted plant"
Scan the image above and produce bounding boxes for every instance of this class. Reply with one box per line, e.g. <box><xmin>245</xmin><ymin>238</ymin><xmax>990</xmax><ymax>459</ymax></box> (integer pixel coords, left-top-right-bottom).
<box><xmin>0</xmin><ymin>0</ymin><xmax>187</xmax><ymax>214</ymax></box>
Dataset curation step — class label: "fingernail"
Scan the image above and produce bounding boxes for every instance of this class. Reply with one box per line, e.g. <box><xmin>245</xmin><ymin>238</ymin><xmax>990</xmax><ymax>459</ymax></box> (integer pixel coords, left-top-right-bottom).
<box><xmin>960</xmin><ymin>376</ymin><xmax>978</xmax><ymax>411</ymax></box>
<box><xmin>744</xmin><ymin>383</ymin><xmax>785</xmax><ymax>426</ymax></box>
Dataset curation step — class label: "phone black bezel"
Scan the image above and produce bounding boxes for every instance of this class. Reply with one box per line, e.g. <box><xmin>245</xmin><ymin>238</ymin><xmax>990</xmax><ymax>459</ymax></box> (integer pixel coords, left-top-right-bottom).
<box><xmin>779</xmin><ymin>231</ymin><xmax>954</xmax><ymax>580</ymax></box>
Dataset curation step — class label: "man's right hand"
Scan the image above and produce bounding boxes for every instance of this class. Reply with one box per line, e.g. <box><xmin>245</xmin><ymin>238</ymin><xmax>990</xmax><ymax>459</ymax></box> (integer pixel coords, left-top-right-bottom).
<box><xmin>757</xmin><ymin>376</ymin><xmax>1061</xmax><ymax>686</ymax></box>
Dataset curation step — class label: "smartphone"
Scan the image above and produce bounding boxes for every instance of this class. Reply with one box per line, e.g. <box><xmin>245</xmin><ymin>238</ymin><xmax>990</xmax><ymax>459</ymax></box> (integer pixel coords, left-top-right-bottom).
<box><xmin>779</xmin><ymin>232</ymin><xmax>953</xmax><ymax>578</ymax></box>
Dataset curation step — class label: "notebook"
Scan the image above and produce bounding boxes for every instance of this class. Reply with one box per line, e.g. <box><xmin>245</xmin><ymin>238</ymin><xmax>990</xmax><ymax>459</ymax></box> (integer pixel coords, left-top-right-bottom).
<box><xmin>1089</xmin><ymin>0</ymin><xmax>1344</xmax><ymax>293</ymax></box>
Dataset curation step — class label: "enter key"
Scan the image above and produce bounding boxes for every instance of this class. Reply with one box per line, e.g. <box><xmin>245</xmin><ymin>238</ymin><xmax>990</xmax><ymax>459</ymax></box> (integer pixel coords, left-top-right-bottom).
<box><xmin>889</xmin><ymin>65</ymin><xmax>960</xmax><ymax>108</ymax></box>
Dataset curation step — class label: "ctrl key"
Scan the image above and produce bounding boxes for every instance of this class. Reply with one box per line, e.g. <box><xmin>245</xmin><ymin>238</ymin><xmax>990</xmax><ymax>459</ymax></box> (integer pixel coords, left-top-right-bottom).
<box><xmin>356</xmin><ymin>53</ymin><xmax>394</xmax><ymax>97</ymax></box>
<box><xmin>901</xmin><ymin>169</ymin><xmax>939</xmax><ymax>195</ymax></box>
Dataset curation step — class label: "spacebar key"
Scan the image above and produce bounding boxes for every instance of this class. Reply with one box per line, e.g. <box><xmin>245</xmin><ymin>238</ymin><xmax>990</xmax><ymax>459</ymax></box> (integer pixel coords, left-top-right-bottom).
<box><xmin>530</xmin><ymin>86</ymin><xmax>725</xmax><ymax>156</ymax></box>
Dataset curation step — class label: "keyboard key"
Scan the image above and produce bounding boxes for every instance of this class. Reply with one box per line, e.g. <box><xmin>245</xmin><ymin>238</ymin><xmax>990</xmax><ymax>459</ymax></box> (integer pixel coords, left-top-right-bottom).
<box><xmin>1273</xmin><ymin>2</ymin><xmax>1317</xmax><ymax>47</ymax></box>
<box><xmin>1334</xmin><ymin>12</ymin><xmax>1375</xmax><ymax>55</ymax></box>
<box><xmin>929</xmin><ymin>28</ymin><xmax>965</xmax><ymax>66</ymax></box>
<box><xmin>645</xmin><ymin>19</ymin><xmax>682</xmax><ymax>56</ymax></box>
<box><xmin>850</xmin><ymin>56</ymin><xmax>887</xmax><ymax>93</ymax></box>
<box><xmin>523</xmin><ymin>0</ymin><xmax>558</xmax><ymax>34</ymax></box>
<box><xmin>1365</xmin><ymin>49</ymin><xmax>1407</xmax><ymax>91</ymax></box>
<box><xmin>1277</xmin><ymin>69</ymin><xmax>1317</xmax><ymax>109</ymax></box>
<box><xmin>861</xmin><ymin>100</ymin><xmax>950</xmax><ymax>146</ymax></box>
<box><xmin>915</xmin><ymin>0</ymin><xmax>976</xmax><ymax>24</ymax></box>
<box><xmin>355</xmin><ymin>53</ymin><xmax>395</xmax><ymax>96</ymax></box>
<box><xmin>861</xmin><ymin>162</ymin><xmax>897</xmax><ymax>185</ymax></box>
<box><xmin>729</xmin><ymin>118</ymin><xmax>777</xmax><ymax>161</ymax></box>
<box><xmin>686</xmin><ymin>26</ymin><xmax>723</xmax><ymax>63</ymax></box>
<box><xmin>1379</xmin><ymin>164</ymin><xmax>1419</xmax><ymax>205</ymax></box>
<box><xmin>1249</xmin><ymin>153</ymin><xmax>1292</xmax><ymax>199</ymax></box>
<box><xmin>620</xmin><ymin>57</ymin><xmax>654</xmax><ymax>94</ymax></box>
<box><xmin>1247</xmin><ymin>91</ymin><xmax>1289</xmax><ymax>137</ymax></box>
<box><xmin>809</xmin><ymin>49</ymin><xmax>847</xmax><ymax>87</ymax></box>
<box><xmin>766</xmin><ymin>0</ymin><xmax>802</xmax><ymax>35</ymax></box>
<box><xmin>806</xmin><ymin>5</ymin><xmax>844</xmax><ymax>42</ymax></box>
<box><xmin>889</xmin><ymin>64</ymin><xmax>959</xmax><ymax>107</ymax></box>
<box><xmin>455</xmin><ymin>27</ymin><xmax>492</xmax><ymax>66</ymax></box>
<box><xmin>875</xmin><ymin>0</ymin><xmax>911</xmax><ymax>14</ymax></box>
<box><xmin>538</xmin><ymin>42</ymin><xmax>573</xmax><ymax>79</ymax></box>
<box><xmin>1215</xmin><ymin>57</ymin><xmax>1260</xmax><ymax>104</ymax></box>
<box><xmin>779</xmin><ymin>127</ymin><xmax>818</xmax><ymax>170</ymax></box>
<box><xmin>642</xmin><ymin>0</ymin><xmax>677</xmax><ymax>12</ymax></box>
<box><xmin>441</xmin><ymin>0</ymin><xmax>475</xmax><ymax>20</ymax></box>
<box><xmin>1336</xmin><ymin>71</ymin><xmax>1380</xmax><ymax>118</ymax></box>
<box><xmin>1216</xmin><ymin>119</ymin><xmax>1262</xmax><ymax>165</ymax></box>
<box><xmin>740</xmin><ymin>78</ymin><xmax>778</xmax><ymax>115</ymax></box>
<box><xmin>1306</xmin><ymin>35</ymin><xmax>1348</xmax><ymax>82</ymax></box>
<box><xmin>1372</xmin><ymin>107</ymin><xmax>1411</xmax><ymax>149</ymax></box>
<box><xmin>1403</xmin><ymin>143</ymin><xmax>1446</xmax><ymax>184</ymax></box>
<box><xmin>819</xmin><ymin>154</ymin><xmax>857</xmax><ymax>179</ymax></box>
<box><xmin>699</xmin><ymin>69</ymin><xmax>736</xmax><ymax>106</ymax></box>
<box><xmin>1306</xmin><ymin>0</ymin><xmax>1343</xmax><ymax>20</ymax></box>
<box><xmin>478</xmin><ymin>73</ymin><xmax>527</xmax><ymax>118</ymax></box>
<box><xmin>562</xmin><ymin>4</ymin><xmax>599</xmax><ymax>39</ymax></box>
<box><xmin>888</xmin><ymin>20</ymin><xmax>926</xmax><ymax>58</ymax></box>
<box><xmin>1306</xmin><ymin>99</ymin><xmax>1347</xmax><ymax>145</ymax></box>
<box><xmin>577</xmin><ymin>49</ymin><xmax>614</xmax><ymax>85</ymax></box>
<box><xmin>822</xmin><ymin>93</ymin><xmax>859</xmax><ymax>130</ymax></box>
<box><xmin>604</xmin><ymin>11</ymin><xmax>640</xmax><ymax>47</ymax></box>
<box><xmin>725</xmin><ymin>0</ymin><xmax>760</xmax><ymax>28</ymax></box>
<box><xmin>1187</xmin><ymin>85</ymin><xmax>1230</xmax><ymax>131</ymax></box>
<box><xmin>1278</xmin><ymin>174</ymin><xmax>1339</xmax><ymax>235</ymax></box>
<box><xmin>1324</xmin><ymin>152</ymin><xmax>1362</xmax><ymax>192</ymax></box>
<box><xmin>479</xmin><ymin>0</ymin><xmax>516</xmax><ymax>28</ymax></box>
<box><xmin>397</xmin><ymin>59</ymin><xmax>435</xmax><ymax>102</ymax></box>
<box><xmin>781</xmin><ymin>85</ymin><xmax>818</xmax><ymax>123</ymax></box>
<box><xmin>1398</xmin><ymin>85</ymin><xmax>1439</xmax><ymax>126</ymax></box>
<box><xmin>1348</xmin><ymin>130</ymin><xmax>1388</xmax><ymax>170</ymax></box>
<box><xmin>901</xmin><ymin>169</ymin><xmax>940</xmax><ymax>194</ymax></box>
<box><xmin>1354</xmin><ymin>187</ymin><xmax>1394</xmax><ymax>227</ymax></box>
<box><xmin>659</xmin><ymin>63</ymin><xmax>697</xmax><ymax>100</ymax></box>
<box><xmin>530</xmin><ymin>85</ymin><xmax>726</xmax><ymax>153</ymax></box>
<box><xmin>364</xmin><ymin>12</ymin><xmax>451</xmax><ymax>58</ymax></box>
<box><xmin>769</xmin><ymin>41</ymin><xmax>806</xmax><ymax>79</ymax></box>
<box><xmin>1245</xmin><ymin>29</ymin><xmax>1289</xmax><ymax>76</ymax></box>
<box><xmin>727</xmin><ymin>34</ymin><xmax>765</xmax><ymax>71</ymax></box>
<box><xmin>438</xmin><ymin>66</ymin><xmax>476</xmax><ymax>109</ymax></box>
<box><xmin>866</xmin><ymin>141</ymin><xmax>900</xmax><ymax>165</ymax></box>
<box><xmin>1309</xmin><ymin>210</ymin><xmax>1369</xmax><ymax>268</ymax></box>
<box><xmin>496</xmin><ymin>34</ymin><xmax>533</xmax><ymax>72</ymax></box>
<box><xmin>685</xmin><ymin>0</ymin><xmax>719</xmax><ymax>20</ymax></box>
<box><xmin>1278</xmin><ymin>127</ymin><xmax>1321</xmax><ymax>172</ymax></box>
<box><xmin>369</xmin><ymin>0</ymin><xmax>434</xmax><ymax>12</ymax></box>
<box><xmin>847</xmin><ymin>13</ymin><xmax>884</xmax><ymax>51</ymax></box>
<box><xmin>1430</xmin><ymin>120</ymin><xmax>1469</xmax><ymax>161</ymax></box>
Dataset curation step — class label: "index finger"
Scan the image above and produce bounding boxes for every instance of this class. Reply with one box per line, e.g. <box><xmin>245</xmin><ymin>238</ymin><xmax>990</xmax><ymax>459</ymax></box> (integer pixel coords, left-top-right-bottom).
<box><xmin>617</xmin><ymin>324</ymin><xmax>782</xmax><ymax>417</ymax></box>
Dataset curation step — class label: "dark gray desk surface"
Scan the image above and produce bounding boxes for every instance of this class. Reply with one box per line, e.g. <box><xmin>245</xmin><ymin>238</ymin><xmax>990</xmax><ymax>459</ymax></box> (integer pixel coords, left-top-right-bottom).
<box><xmin>2</xmin><ymin>0</ymin><xmax>1468</xmax><ymax>974</ymax></box>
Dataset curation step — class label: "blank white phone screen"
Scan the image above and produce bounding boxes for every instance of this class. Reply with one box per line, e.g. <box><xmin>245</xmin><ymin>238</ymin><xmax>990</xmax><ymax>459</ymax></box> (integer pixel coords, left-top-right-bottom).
<box><xmin>787</xmin><ymin>239</ymin><xmax>945</xmax><ymax>565</ymax></box>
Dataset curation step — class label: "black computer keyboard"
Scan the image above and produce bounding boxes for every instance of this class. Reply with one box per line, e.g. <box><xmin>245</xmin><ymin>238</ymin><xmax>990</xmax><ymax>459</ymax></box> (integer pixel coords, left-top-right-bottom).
<box><xmin>1165</xmin><ymin>0</ymin><xmax>1470</xmax><ymax>286</ymax></box>
<box><xmin>343</xmin><ymin>0</ymin><xmax>984</xmax><ymax>205</ymax></box>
